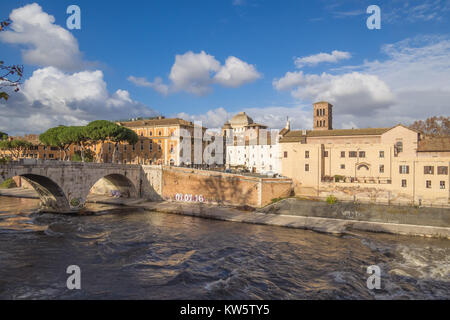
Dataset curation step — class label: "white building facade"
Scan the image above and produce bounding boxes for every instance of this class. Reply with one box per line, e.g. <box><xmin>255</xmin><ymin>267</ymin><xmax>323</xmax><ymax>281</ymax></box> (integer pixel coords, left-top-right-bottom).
<box><xmin>223</xmin><ymin>112</ymin><xmax>289</xmax><ymax>175</ymax></box>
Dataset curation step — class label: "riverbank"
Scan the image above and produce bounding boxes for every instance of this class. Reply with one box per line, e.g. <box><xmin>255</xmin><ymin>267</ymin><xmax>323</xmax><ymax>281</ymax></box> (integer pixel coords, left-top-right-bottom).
<box><xmin>1</xmin><ymin>188</ymin><xmax>449</xmax><ymax>239</ymax></box>
<box><xmin>133</xmin><ymin>200</ymin><xmax>450</xmax><ymax>239</ymax></box>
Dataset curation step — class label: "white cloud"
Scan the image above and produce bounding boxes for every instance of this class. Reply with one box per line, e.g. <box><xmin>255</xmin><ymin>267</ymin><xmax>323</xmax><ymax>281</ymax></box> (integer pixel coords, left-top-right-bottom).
<box><xmin>288</xmin><ymin>72</ymin><xmax>395</xmax><ymax>116</ymax></box>
<box><xmin>129</xmin><ymin>51</ymin><xmax>261</xmax><ymax>96</ymax></box>
<box><xmin>274</xmin><ymin>35</ymin><xmax>450</xmax><ymax>129</ymax></box>
<box><xmin>127</xmin><ymin>76</ymin><xmax>170</xmax><ymax>96</ymax></box>
<box><xmin>294</xmin><ymin>50</ymin><xmax>351</xmax><ymax>68</ymax></box>
<box><xmin>176</xmin><ymin>107</ymin><xmax>233</xmax><ymax>129</ymax></box>
<box><xmin>232</xmin><ymin>0</ymin><xmax>246</xmax><ymax>6</ymax></box>
<box><xmin>214</xmin><ymin>56</ymin><xmax>262</xmax><ymax>87</ymax></box>
<box><xmin>175</xmin><ymin>105</ymin><xmax>312</xmax><ymax>131</ymax></box>
<box><xmin>384</xmin><ymin>0</ymin><xmax>450</xmax><ymax>23</ymax></box>
<box><xmin>169</xmin><ymin>51</ymin><xmax>221</xmax><ymax>95</ymax></box>
<box><xmin>0</xmin><ymin>3</ymin><xmax>86</xmax><ymax>71</ymax></box>
<box><xmin>0</xmin><ymin>67</ymin><xmax>158</xmax><ymax>135</ymax></box>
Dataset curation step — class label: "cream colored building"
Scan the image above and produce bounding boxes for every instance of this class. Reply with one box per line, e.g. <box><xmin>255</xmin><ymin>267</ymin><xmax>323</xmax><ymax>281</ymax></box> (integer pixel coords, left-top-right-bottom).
<box><xmin>280</xmin><ymin>102</ymin><xmax>450</xmax><ymax>207</ymax></box>
<box><xmin>223</xmin><ymin>112</ymin><xmax>283</xmax><ymax>174</ymax></box>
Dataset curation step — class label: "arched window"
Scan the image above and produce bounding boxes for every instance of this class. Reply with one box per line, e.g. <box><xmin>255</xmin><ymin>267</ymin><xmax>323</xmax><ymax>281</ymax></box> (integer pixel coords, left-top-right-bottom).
<box><xmin>357</xmin><ymin>164</ymin><xmax>369</xmax><ymax>171</ymax></box>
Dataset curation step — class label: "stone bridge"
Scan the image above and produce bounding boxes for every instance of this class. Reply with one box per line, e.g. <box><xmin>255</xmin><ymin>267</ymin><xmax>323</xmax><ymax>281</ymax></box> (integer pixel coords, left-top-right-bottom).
<box><xmin>0</xmin><ymin>160</ymin><xmax>163</xmax><ymax>213</ymax></box>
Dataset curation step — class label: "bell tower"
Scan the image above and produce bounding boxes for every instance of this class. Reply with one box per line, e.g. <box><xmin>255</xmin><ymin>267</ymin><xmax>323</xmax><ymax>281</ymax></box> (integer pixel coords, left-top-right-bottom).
<box><xmin>313</xmin><ymin>101</ymin><xmax>333</xmax><ymax>131</ymax></box>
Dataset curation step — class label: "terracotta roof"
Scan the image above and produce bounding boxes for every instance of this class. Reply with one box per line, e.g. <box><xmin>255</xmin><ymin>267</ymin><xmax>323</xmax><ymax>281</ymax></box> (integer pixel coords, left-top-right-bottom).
<box><xmin>279</xmin><ymin>127</ymin><xmax>391</xmax><ymax>143</ymax></box>
<box><xmin>313</xmin><ymin>101</ymin><xmax>333</xmax><ymax>105</ymax></box>
<box><xmin>244</xmin><ymin>123</ymin><xmax>268</xmax><ymax>128</ymax></box>
<box><xmin>279</xmin><ymin>131</ymin><xmax>307</xmax><ymax>143</ymax></box>
<box><xmin>417</xmin><ymin>137</ymin><xmax>450</xmax><ymax>152</ymax></box>
<box><xmin>306</xmin><ymin>128</ymin><xmax>390</xmax><ymax>137</ymax></box>
<box><xmin>279</xmin><ymin>128</ymin><xmax>289</xmax><ymax>136</ymax></box>
<box><xmin>119</xmin><ymin>118</ymin><xmax>201</xmax><ymax>128</ymax></box>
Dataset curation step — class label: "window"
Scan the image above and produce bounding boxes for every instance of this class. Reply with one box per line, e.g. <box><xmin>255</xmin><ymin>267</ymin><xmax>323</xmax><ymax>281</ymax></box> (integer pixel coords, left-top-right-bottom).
<box><xmin>132</xmin><ymin>144</ymin><xmax>136</xmax><ymax>151</ymax></box>
<box><xmin>284</xmin><ymin>151</ymin><xmax>288</xmax><ymax>158</ymax></box>
<box><xmin>149</xmin><ymin>131</ymin><xmax>153</xmax><ymax>136</ymax></box>
<box><xmin>349</xmin><ymin>151</ymin><xmax>357</xmax><ymax>158</ymax></box>
<box><xmin>437</xmin><ymin>166</ymin><xmax>448</xmax><ymax>175</ymax></box>
<box><xmin>426</xmin><ymin>180</ymin><xmax>432</xmax><ymax>188</ymax></box>
<box><xmin>305</xmin><ymin>151</ymin><xmax>309</xmax><ymax>158</ymax></box>
<box><xmin>399</xmin><ymin>165</ymin><xmax>409</xmax><ymax>174</ymax></box>
<box><xmin>341</xmin><ymin>151</ymin><xmax>345</xmax><ymax>158</ymax></box>
<box><xmin>359</xmin><ymin>151</ymin><xmax>366</xmax><ymax>158</ymax></box>
<box><xmin>305</xmin><ymin>164</ymin><xmax>309</xmax><ymax>172</ymax></box>
<box><xmin>379</xmin><ymin>165</ymin><xmax>384</xmax><ymax>173</ymax></box>
<box><xmin>124</xmin><ymin>145</ymin><xmax>127</xmax><ymax>152</ymax></box>
<box><xmin>379</xmin><ymin>151</ymin><xmax>384</xmax><ymax>158</ymax></box>
<box><xmin>140</xmin><ymin>142</ymin><xmax>144</xmax><ymax>151</ymax></box>
<box><xmin>49</xmin><ymin>154</ymin><xmax>54</xmax><ymax>159</ymax></box>
<box><xmin>402</xmin><ymin>179</ymin><xmax>407</xmax><ymax>188</ymax></box>
<box><xmin>324</xmin><ymin>151</ymin><xmax>328</xmax><ymax>157</ymax></box>
<box><xmin>396</xmin><ymin>141</ymin><xmax>403</xmax><ymax>153</ymax></box>
<box><xmin>424</xmin><ymin>166</ymin><xmax>434</xmax><ymax>175</ymax></box>
<box><xmin>340</xmin><ymin>164</ymin><xmax>345</xmax><ymax>169</ymax></box>
<box><xmin>440</xmin><ymin>181</ymin><xmax>446</xmax><ymax>189</ymax></box>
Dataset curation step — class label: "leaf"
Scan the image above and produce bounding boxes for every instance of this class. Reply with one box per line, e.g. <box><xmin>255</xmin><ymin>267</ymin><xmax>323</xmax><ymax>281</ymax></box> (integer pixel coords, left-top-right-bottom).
<box><xmin>0</xmin><ymin>92</ymin><xmax>9</xmax><ymax>101</ymax></box>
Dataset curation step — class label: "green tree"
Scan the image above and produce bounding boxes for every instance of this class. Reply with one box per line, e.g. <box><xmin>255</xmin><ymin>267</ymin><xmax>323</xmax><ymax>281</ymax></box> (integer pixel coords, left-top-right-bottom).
<box><xmin>39</xmin><ymin>126</ymin><xmax>73</xmax><ymax>160</ymax></box>
<box><xmin>110</xmin><ymin>126</ymin><xmax>138</xmax><ymax>163</ymax></box>
<box><xmin>0</xmin><ymin>131</ymin><xmax>8</xmax><ymax>140</ymax></box>
<box><xmin>84</xmin><ymin>120</ymin><xmax>125</xmax><ymax>163</ymax></box>
<box><xmin>71</xmin><ymin>149</ymin><xmax>95</xmax><ymax>162</ymax></box>
<box><xmin>0</xmin><ymin>139</ymin><xmax>32</xmax><ymax>159</ymax></box>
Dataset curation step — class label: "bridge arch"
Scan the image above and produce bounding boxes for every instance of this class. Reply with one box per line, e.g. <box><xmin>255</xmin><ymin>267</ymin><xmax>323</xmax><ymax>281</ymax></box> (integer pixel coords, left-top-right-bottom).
<box><xmin>85</xmin><ymin>173</ymin><xmax>138</xmax><ymax>201</ymax></box>
<box><xmin>11</xmin><ymin>174</ymin><xmax>71</xmax><ymax>212</ymax></box>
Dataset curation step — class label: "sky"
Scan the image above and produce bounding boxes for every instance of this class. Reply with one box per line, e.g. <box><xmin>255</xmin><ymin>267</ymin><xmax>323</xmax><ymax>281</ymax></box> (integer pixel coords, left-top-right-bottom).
<box><xmin>0</xmin><ymin>0</ymin><xmax>449</xmax><ymax>136</ymax></box>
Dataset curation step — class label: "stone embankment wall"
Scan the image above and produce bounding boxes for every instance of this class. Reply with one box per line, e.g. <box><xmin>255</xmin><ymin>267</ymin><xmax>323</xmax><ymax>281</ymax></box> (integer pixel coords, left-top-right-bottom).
<box><xmin>160</xmin><ymin>167</ymin><xmax>292</xmax><ymax>207</ymax></box>
<box><xmin>90</xmin><ymin>165</ymin><xmax>292</xmax><ymax>207</ymax></box>
<box><xmin>260</xmin><ymin>198</ymin><xmax>450</xmax><ymax>227</ymax></box>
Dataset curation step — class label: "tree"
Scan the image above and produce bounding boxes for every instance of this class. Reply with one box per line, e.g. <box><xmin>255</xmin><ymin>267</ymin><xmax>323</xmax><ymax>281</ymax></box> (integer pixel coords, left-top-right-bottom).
<box><xmin>84</xmin><ymin>120</ymin><xmax>126</xmax><ymax>162</ymax></box>
<box><xmin>0</xmin><ymin>139</ymin><xmax>33</xmax><ymax>159</ymax></box>
<box><xmin>410</xmin><ymin>116</ymin><xmax>450</xmax><ymax>137</ymax></box>
<box><xmin>72</xmin><ymin>149</ymin><xmax>95</xmax><ymax>162</ymax></box>
<box><xmin>0</xmin><ymin>19</ymin><xmax>24</xmax><ymax>101</ymax></box>
<box><xmin>110</xmin><ymin>126</ymin><xmax>138</xmax><ymax>163</ymax></box>
<box><xmin>67</xmin><ymin>126</ymin><xmax>90</xmax><ymax>162</ymax></box>
<box><xmin>0</xmin><ymin>131</ymin><xmax>8</xmax><ymax>140</ymax></box>
<box><xmin>39</xmin><ymin>126</ymin><xmax>73</xmax><ymax>160</ymax></box>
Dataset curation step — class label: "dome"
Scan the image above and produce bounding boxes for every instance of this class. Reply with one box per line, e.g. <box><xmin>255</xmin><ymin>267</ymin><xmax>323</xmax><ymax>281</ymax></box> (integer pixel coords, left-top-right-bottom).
<box><xmin>230</xmin><ymin>112</ymin><xmax>254</xmax><ymax>127</ymax></box>
<box><xmin>222</xmin><ymin>121</ymin><xmax>232</xmax><ymax>129</ymax></box>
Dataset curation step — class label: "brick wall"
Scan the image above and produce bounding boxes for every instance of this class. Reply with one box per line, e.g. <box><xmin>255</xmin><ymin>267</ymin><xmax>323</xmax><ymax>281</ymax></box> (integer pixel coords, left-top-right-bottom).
<box><xmin>161</xmin><ymin>167</ymin><xmax>292</xmax><ymax>207</ymax></box>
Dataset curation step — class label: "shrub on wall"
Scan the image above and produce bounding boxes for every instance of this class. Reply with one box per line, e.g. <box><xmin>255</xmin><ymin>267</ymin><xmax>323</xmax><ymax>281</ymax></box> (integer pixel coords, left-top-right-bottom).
<box><xmin>0</xmin><ymin>178</ymin><xmax>17</xmax><ymax>189</ymax></box>
<box><xmin>326</xmin><ymin>195</ymin><xmax>337</xmax><ymax>204</ymax></box>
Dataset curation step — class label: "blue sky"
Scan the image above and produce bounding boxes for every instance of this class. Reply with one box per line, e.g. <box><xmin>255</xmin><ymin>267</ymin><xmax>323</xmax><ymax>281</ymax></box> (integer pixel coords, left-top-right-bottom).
<box><xmin>1</xmin><ymin>0</ymin><xmax>449</xmax><ymax>135</ymax></box>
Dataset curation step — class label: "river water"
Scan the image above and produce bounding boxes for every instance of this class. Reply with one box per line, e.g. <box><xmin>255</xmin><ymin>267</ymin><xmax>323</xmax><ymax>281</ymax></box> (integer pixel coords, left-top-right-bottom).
<box><xmin>0</xmin><ymin>196</ymin><xmax>449</xmax><ymax>300</ymax></box>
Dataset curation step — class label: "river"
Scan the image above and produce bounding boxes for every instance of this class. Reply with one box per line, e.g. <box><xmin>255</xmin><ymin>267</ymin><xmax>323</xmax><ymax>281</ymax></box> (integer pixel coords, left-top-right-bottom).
<box><xmin>0</xmin><ymin>196</ymin><xmax>449</xmax><ymax>299</ymax></box>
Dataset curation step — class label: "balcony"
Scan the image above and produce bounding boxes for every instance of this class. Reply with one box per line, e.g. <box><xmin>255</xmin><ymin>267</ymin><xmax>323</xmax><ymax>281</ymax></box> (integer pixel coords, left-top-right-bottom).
<box><xmin>321</xmin><ymin>175</ymin><xmax>392</xmax><ymax>184</ymax></box>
